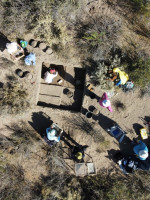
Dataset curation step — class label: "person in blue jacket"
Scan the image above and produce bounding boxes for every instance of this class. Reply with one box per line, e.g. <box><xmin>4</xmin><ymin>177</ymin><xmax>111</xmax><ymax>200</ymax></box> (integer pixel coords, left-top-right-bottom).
<box><xmin>46</xmin><ymin>127</ymin><xmax>61</xmax><ymax>143</ymax></box>
<box><xmin>133</xmin><ymin>140</ymin><xmax>149</xmax><ymax>160</ymax></box>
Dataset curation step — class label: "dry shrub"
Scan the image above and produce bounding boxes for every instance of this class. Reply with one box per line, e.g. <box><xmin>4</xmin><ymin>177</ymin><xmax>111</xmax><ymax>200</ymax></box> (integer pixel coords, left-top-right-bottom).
<box><xmin>73</xmin><ymin>15</ymin><xmax>121</xmax><ymax>61</ymax></box>
<box><xmin>0</xmin><ymin>164</ymin><xmax>32</xmax><ymax>200</ymax></box>
<box><xmin>113</xmin><ymin>100</ymin><xmax>126</xmax><ymax>112</ymax></box>
<box><xmin>5</xmin><ymin>121</ymin><xmax>41</xmax><ymax>147</ymax></box>
<box><xmin>0</xmin><ymin>57</ymin><xmax>15</xmax><ymax>69</ymax></box>
<box><xmin>0</xmin><ymin>0</ymin><xmax>63</xmax><ymax>37</ymax></box>
<box><xmin>63</xmin><ymin>114</ymin><xmax>105</xmax><ymax>143</ymax></box>
<box><xmin>79</xmin><ymin>170</ymin><xmax>150</xmax><ymax>200</ymax></box>
<box><xmin>0</xmin><ymin>81</ymin><xmax>30</xmax><ymax>115</ymax></box>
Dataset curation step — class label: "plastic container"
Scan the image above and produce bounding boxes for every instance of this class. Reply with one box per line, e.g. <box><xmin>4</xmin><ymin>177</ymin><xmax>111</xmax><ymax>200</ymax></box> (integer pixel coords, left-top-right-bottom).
<box><xmin>140</xmin><ymin>128</ymin><xmax>148</xmax><ymax>140</ymax></box>
<box><xmin>86</xmin><ymin>112</ymin><xmax>92</xmax><ymax>118</ymax></box>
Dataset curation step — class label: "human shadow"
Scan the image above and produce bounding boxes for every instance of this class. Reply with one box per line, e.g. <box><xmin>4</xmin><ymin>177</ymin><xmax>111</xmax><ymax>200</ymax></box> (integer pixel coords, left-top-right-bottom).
<box><xmin>107</xmin><ymin>149</ymin><xmax>122</xmax><ymax>164</ymax></box>
<box><xmin>133</xmin><ymin>123</ymin><xmax>143</xmax><ymax>136</ymax></box>
<box><xmin>61</xmin><ymin>131</ymin><xmax>81</xmax><ymax>148</ymax></box>
<box><xmin>98</xmin><ymin>113</ymin><xmax>134</xmax><ymax>156</ymax></box>
<box><xmin>72</xmin><ymin>88</ymin><xmax>84</xmax><ymax>111</ymax></box>
<box><xmin>28</xmin><ymin>111</ymin><xmax>53</xmax><ymax>138</ymax></box>
<box><xmin>98</xmin><ymin>113</ymin><xmax>117</xmax><ymax>130</ymax></box>
<box><xmin>41</xmin><ymin>65</ymin><xmax>48</xmax><ymax>79</ymax></box>
<box><xmin>84</xmin><ymin>87</ymin><xmax>100</xmax><ymax>102</ymax></box>
<box><xmin>0</xmin><ymin>33</ymin><xmax>10</xmax><ymax>52</ymax></box>
<box><xmin>144</xmin><ymin>116</ymin><xmax>150</xmax><ymax>123</ymax></box>
<box><xmin>50</xmin><ymin>64</ymin><xmax>75</xmax><ymax>86</ymax></box>
<box><xmin>119</xmin><ymin>135</ymin><xmax>133</xmax><ymax>156</ymax></box>
<box><xmin>61</xmin><ymin>132</ymin><xmax>88</xmax><ymax>162</ymax></box>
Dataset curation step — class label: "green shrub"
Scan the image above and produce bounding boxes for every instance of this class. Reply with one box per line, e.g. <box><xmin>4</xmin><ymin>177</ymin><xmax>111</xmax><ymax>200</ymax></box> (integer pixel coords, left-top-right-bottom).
<box><xmin>83</xmin><ymin>31</ymin><xmax>106</xmax><ymax>46</ymax></box>
<box><xmin>127</xmin><ymin>58</ymin><xmax>150</xmax><ymax>87</ymax></box>
<box><xmin>132</xmin><ymin>0</ymin><xmax>150</xmax><ymax>14</ymax></box>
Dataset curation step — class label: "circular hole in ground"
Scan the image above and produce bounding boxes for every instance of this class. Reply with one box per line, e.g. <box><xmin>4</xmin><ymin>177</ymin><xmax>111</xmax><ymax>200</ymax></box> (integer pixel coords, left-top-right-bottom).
<box><xmin>15</xmin><ymin>68</ymin><xmax>24</xmax><ymax>78</ymax></box>
<box><xmin>86</xmin><ymin>112</ymin><xmax>92</xmax><ymax>118</ymax></box>
<box><xmin>81</xmin><ymin>107</ymin><xmax>88</xmax><ymax>115</ymax></box>
<box><xmin>88</xmin><ymin>105</ymin><xmax>96</xmax><ymax>112</ymax></box>
<box><xmin>63</xmin><ymin>88</ymin><xmax>69</xmax><ymax>95</ymax></box>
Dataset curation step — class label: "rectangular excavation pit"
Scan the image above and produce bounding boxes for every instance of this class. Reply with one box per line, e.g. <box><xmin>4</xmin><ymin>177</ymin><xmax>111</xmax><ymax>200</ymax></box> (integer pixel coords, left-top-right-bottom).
<box><xmin>38</xmin><ymin>63</ymin><xmax>86</xmax><ymax>112</ymax></box>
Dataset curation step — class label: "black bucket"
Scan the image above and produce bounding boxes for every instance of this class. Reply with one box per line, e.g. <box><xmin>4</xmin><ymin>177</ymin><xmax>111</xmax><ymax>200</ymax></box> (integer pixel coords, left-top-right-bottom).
<box><xmin>86</xmin><ymin>112</ymin><xmax>92</xmax><ymax>118</ymax></box>
<box><xmin>88</xmin><ymin>105</ymin><xmax>96</xmax><ymax>112</ymax></box>
<box><xmin>90</xmin><ymin>92</ymin><xmax>96</xmax><ymax>99</ymax></box>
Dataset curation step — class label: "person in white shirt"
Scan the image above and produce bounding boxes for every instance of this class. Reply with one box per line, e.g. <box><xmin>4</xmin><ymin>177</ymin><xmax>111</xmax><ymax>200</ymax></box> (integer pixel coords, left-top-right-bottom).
<box><xmin>44</xmin><ymin>68</ymin><xmax>58</xmax><ymax>83</ymax></box>
<box><xmin>6</xmin><ymin>42</ymin><xmax>18</xmax><ymax>54</ymax></box>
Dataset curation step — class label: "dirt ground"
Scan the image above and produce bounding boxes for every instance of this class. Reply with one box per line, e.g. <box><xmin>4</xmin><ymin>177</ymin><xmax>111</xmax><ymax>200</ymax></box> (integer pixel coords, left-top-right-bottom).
<box><xmin>0</xmin><ymin>37</ymin><xmax>150</xmax><ymax>178</ymax></box>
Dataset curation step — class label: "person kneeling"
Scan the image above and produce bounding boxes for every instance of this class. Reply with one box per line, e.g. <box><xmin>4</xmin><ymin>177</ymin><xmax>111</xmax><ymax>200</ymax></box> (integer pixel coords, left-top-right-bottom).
<box><xmin>44</xmin><ymin>68</ymin><xmax>58</xmax><ymax>84</ymax></box>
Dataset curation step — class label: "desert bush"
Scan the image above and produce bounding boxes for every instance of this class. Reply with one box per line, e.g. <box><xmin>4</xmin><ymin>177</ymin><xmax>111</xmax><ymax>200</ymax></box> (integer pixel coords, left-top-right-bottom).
<box><xmin>101</xmin><ymin>50</ymin><xmax>150</xmax><ymax>88</ymax></box>
<box><xmin>0</xmin><ymin>0</ymin><xmax>64</xmax><ymax>37</ymax></box>
<box><xmin>120</xmin><ymin>49</ymin><xmax>150</xmax><ymax>87</ymax></box>
<box><xmin>132</xmin><ymin>0</ymin><xmax>150</xmax><ymax>13</ymax></box>
<box><xmin>87</xmin><ymin>54</ymin><xmax>122</xmax><ymax>89</ymax></box>
<box><xmin>0</xmin><ymin>81</ymin><xmax>30</xmax><ymax>115</ymax></box>
<box><xmin>0</xmin><ymin>163</ymin><xmax>32</xmax><ymax>200</ymax></box>
<box><xmin>0</xmin><ymin>57</ymin><xmax>14</xmax><ymax>69</ymax></box>
<box><xmin>83</xmin><ymin>31</ymin><xmax>106</xmax><ymax>46</ymax></box>
<box><xmin>79</xmin><ymin>170</ymin><xmax>150</xmax><ymax>200</ymax></box>
<box><xmin>74</xmin><ymin>15</ymin><xmax>121</xmax><ymax>60</ymax></box>
<box><xmin>5</xmin><ymin>121</ymin><xmax>41</xmax><ymax>148</ymax></box>
<box><xmin>63</xmin><ymin>114</ymin><xmax>105</xmax><ymax>143</ymax></box>
<box><xmin>140</xmin><ymin>83</ymin><xmax>150</xmax><ymax>97</ymax></box>
<box><xmin>127</xmin><ymin>58</ymin><xmax>150</xmax><ymax>87</ymax></box>
<box><xmin>113</xmin><ymin>100</ymin><xmax>126</xmax><ymax>112</ymax></box>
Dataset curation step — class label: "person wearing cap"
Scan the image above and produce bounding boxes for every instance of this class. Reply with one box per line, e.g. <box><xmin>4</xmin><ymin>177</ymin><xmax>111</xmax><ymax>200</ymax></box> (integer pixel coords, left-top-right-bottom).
<box><xmin>20</xmin><ymin>40</ymin><xmax>28</xmax><ymax>48</ymax></box>
<box><xmin>99</xmin><ymin>92</ymin><xmax>112</xmax><ymax>112</ymax></box>
<box><xmin>113</xmin><ymin>68</ymin><xmax>129</xmax><ymax>86</ymax></box>
<box><xmin>71</xmin><ymin>146</ymin><xmax>88</xmax><ymax>162</ymax></box>
<box><xmin>44</xmin><ymin>68</ymin><xmax>58</xmax><ymax>83</ymax></box>
<box><xmin>133</xmin><ymin>140</ymin><xmax>149</xmax><ymax>160</ymax></box>
<box><xmin>46</xmin><ymin>127</ymin><xmax>60</xmax><ymax>142</ymax></box>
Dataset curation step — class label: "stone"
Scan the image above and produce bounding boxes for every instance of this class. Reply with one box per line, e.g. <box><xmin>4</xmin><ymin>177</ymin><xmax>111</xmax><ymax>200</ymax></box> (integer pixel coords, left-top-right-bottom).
<box><xmin>93</xmin><ymin>108</ymin><xmax>99</xmax><ymax>115</ymax></box>
<box><xmin>31</xmin><ymin>40</ymin><xmax>37</xmax><ymax>48</ymax></box>
<box><xmin>39</xmin><ymin>42</ymin><xmax>46</xmax><ymax>50</ymax></box>
<box><xmin>46</xmin><ymin>47</ymin><xmax>53</xmax><ymax>55</ymax></box>
<box><xmin>67</xmin><ymin>91</ymin><xmax>73</xmax><ymax>98</ymax></box>
<box><xmin>24</xmin><ymin>72</ymin><xmax>33</xmax><ymax>80</ymax></box>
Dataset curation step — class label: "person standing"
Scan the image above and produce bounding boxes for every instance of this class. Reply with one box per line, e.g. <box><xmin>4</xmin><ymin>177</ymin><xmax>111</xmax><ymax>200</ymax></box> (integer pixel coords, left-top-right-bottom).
<box><xmin>99</xmin><ymin>92</ymin><xmax>112</xmax><ymax>112</ymax></box>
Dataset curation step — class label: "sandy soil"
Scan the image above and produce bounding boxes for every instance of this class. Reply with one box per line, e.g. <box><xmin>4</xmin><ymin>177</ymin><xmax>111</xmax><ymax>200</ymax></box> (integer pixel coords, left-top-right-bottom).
<box><xmin>0</xmin><ymin>5</ymin><xmax>150</xmax><ymax>177</ymax></box>
<box><xmin>0</xmin><ymin>55</ymin><xmax>150</xmax><ymax>175</ymax></box>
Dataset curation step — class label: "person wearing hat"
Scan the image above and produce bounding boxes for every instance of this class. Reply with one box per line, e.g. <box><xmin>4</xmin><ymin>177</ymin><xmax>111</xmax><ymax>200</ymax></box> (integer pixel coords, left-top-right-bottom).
<box><xmin>20</xmin><ymin>40</ymin><xmax>28</xmax><ymax>48</ymax></box>
<box><xmin>133</xmin><ymin>140</ymin><xmax>149</xmax><ymax>160</ymax></box>
<box><xmin>113</xmin><ymin>68</ymin><xmax>129</xmax><ymax>86</ymax></box>
<box><xmin>44</xmin><ymin>68</ymin><xmax>58</xmax><ymax>83</ymax></box>
<box><xmin>71</xmin><ymin>146</ymin><xmax>88</xmax><ymax>162</ymax></box>
<box><xmin>46</xmin><ymin>127</ymin><xmax>60</xmax><ymax>142</ymax></box>
<box><xmin>99</xmin><ymin>92</ymin><xmax>112</xmax><ymax>112</ymax></box>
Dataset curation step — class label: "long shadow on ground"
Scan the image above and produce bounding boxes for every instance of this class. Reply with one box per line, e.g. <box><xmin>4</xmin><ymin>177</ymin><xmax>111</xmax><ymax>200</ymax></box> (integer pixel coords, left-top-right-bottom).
<box><xmin>28</xmin><ymin>111</ymin><xmax>53</xmax><ymax>138</ymax></box>
<box><xmin>0</xmin><ymin>33</ymin><xmax>10</xmax><ymax>51</ymax></box>
<box><xmin>98</xmin><ymin>113</ymin><xmax>134</xmax><ymax>156</ymax></box>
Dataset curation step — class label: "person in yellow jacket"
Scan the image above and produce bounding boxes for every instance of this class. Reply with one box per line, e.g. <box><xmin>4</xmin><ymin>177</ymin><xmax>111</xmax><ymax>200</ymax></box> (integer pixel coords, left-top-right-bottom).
<box><xmin>113</xmin><ymin>68</ymin><xmax>129</xmax><ymax>86</ymax></box>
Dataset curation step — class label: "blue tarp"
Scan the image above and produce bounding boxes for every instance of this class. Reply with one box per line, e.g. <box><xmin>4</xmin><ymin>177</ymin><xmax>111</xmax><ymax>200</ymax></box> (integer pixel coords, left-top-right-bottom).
<box><xmin>24</xmin><ymin>53</ymin><xmax>36</xmax><ymax>65</ymax></box>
